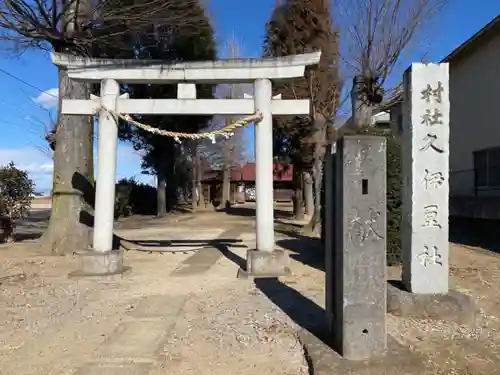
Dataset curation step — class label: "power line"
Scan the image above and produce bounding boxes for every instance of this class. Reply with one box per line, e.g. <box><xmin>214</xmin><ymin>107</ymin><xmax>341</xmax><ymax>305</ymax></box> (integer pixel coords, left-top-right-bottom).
<box><xmin>0</xmin><ymin>67</ymin><xmax>58</xmax><ymax>98</ymax></box>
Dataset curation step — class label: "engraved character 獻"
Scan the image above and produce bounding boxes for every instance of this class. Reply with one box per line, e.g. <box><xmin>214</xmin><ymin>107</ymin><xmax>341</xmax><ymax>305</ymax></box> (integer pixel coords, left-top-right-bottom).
<box><xmin>348</xmin><ymin>208</ymin><xmax>383</xmax><ymax>246</ymax></box>
<box><xmin>422</xmin><ymin>169</ymin><xmax>445</xmax><ymax>190</ymax></box>
<box><xmin>418</xmin><ymin>245</ymin><xmax>443</xmax><ymax>267</ymax></box>
<box><xmin>421</xmin><ymin>81</ymin><xmax>444</xmax><ymax>104</ymax></box>
<box><xmin>421</xmin><ymin>108</ymin><xmax>443</xmax><ymax>126</ymax></box>
<box><xmin>420</xmin><ymin>133</ymin><xmax>444</xmax><ymax>153</ymax></box>
<box><xmin>422</xmin><ymin>205</ymin><xmax>442</xmax><ymax>228</ymax></box>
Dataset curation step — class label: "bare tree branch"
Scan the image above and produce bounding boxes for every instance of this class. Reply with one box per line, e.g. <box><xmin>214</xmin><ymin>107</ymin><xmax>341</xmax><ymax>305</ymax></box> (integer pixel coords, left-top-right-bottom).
<box><xmin>336</xmin><ymin>0</ymin><xmax>447</xmax><ymax>92</ymax></box>
<box><xmin>0</xmin><ymin>0</ymin><xmax>212</xmax><ymax>54</ymax></box>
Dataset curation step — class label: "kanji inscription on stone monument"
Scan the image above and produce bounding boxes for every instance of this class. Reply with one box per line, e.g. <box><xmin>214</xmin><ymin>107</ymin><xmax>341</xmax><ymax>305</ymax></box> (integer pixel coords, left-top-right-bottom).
<box><xmin>348</xmin><ymin>208</ymin><xmax>383</xmax><ymax>246</ymax></box>
<box><xmin>421</xmin><ymin>81</ymin><xmax>444</xmax><ymax>103</ymax></box>
<box><xmin>418</xmin><ymin>245</ymin><xmax>443</xmax><ymax>267</ymax></box>
<box><xmin>401</xmin><ymin>63</ymin><xmax>450</xmax><ymax>294</ymax></box>
<box><xmin>422</xmin><ymin>168</ymin><xmax>445</xmax><ymax>189</ymax></box>
<box><xmin>421</xmin><ymin>108</ymin><xmax>443</xmax><ymax>126</ymax></box>
<box><xmin>420</xmin><ymin>133</ymin><xmax>444</xmax><ymax>153</ymax></box>
<box><xmin>422</xmin><ymin>205</ymin><xmax>442</xmax><ymax>228</ymax></box>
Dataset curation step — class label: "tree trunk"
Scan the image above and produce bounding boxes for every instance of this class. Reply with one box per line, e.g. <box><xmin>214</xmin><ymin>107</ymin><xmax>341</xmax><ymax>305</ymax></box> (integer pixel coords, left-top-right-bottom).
<box><xmin>38</xmin><ymin>67</ymin><xmax>93</xmax><ymax>255</ymax></box>
<box><xmin>303</xmin><ymin>171</ymin><xmax>314</xmax><ymax>216</ymax></box>
<box><xmin>190</xmin><ymin>142</ymin><xmax>198</xmax><ymax>211</ymax></box>
<box><xmin>293</xmin><ymin>169</ymin><xmax>305</xmax><ymax>220</ymax></box>
<box><xmin>309</xmin><ymin>159</ymin><xmax>324</xmax><ymax>235</ymax></box>
<box><xmin>157</xmin><ymin>172</ymin><xmax>167</xmax><ymax>217</ymax></box>
<box><xmin>165</xmin><ymin>143</ymin><xmax>177</xmax><ymax>211</ymax></box>
<box><xmin>303</xmin><ymin>114</ymin><xmax>328</xmax><ymax>236</ymax></box>
<box><xmin>1</xmin><ymin>218</ymin><xmax>14</xmax><ymax>243</ymax></box>
<box><xmin>221</xmin><ymin>167</ymin><xmax>231</xmax><ymax>209</ymax></box>
<box><xmin>195</xmin><ymin>144</ymin><xmax>205</xmax><ymax>209</ymax></box>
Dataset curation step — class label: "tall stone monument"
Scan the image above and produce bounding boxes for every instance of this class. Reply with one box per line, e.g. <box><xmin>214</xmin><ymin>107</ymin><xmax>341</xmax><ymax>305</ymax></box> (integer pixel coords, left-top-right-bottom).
<box><xmin>387</xmin><ymin>63</ymin><xmax>477</xmax><ymax>326</ymax></box>
<box><xmin>326</xmin><ymin>135</ymin><xmax>387</xmax><ymax>360</ymax></box>
<box><xmin>401</xmin><ymin>63</ymin><xmax>450</xmax><ymax>294</ymax></box>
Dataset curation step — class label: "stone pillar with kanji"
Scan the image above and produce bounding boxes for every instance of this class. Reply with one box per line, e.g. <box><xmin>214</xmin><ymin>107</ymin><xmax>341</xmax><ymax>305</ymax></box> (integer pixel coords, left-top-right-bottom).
<box><xmin>401</xmin><ymin>63</ymin><xmax>450</xmax><ymax>294</ymax></box>
<box><xmin>387</xmin><ymin>63</ymin><xmax>477</xmax><ymax>327</ymax></box>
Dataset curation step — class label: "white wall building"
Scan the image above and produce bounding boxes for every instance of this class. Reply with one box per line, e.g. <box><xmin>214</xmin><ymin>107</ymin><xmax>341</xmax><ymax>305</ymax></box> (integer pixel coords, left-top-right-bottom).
<box><xmin>384</xmin><ymin>15</ymin><xmax>500</xmax><ymax>219</ymax></box>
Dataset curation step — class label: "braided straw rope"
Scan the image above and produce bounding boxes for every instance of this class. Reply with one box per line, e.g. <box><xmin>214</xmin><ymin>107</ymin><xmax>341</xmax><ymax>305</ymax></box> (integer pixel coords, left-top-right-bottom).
<box><xmin>99</xmin><ymin>105</ymin><xmax>263</xmax><ymax>140</ymax></box>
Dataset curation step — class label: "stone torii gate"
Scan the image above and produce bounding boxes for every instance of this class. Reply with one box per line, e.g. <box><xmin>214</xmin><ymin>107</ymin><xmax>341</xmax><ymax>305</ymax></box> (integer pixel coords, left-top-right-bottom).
<box><xmin>53</xmin><ymin>52</ymin><xmax>321</xmax><ymax>277</ymax></box>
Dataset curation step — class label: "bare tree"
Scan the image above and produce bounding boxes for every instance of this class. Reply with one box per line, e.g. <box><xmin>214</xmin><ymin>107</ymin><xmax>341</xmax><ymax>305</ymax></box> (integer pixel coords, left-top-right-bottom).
<box><xmin>0</xmin><ymin>0</ymin><xmax>212</xmax><ymax>254</ymax></box>
<box><xmin>335</xmin><ymin>0</ymin><xmax>447</xmax><ymax>129</ymax></box>
<box><xmin>200</xmin><ymin>36</ymin><xmax>251</xmax><ymax>208</ymax></box>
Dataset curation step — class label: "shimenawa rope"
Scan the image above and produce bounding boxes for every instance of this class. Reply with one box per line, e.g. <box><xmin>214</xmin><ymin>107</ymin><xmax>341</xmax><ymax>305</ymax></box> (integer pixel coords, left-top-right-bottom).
<box><xmin>98</xmin><ymin>105</ymin><xmax>263</xmax><ymax>142</ymax></box>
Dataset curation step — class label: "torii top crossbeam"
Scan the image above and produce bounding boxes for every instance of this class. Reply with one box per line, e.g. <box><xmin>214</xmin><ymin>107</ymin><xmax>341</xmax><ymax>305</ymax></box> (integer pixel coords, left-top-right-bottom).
<box><xmin>51</xmin><ymin>52</ymin><xmax>321</xmax><ymax>83</ymax></box>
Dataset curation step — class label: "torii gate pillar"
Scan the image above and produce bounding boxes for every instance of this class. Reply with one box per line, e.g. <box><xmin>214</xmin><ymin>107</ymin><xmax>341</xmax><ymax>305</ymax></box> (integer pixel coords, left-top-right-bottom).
<box><xmin>238</xmin><ymin>78</ymin><xmax>290</xmax><ymax>278</ymax></box>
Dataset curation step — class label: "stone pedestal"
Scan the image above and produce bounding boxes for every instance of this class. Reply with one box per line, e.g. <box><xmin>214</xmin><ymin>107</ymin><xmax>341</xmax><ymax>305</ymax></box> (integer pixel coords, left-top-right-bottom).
<box><xmin>387</xmin><ymin>282</ymin><xmax>477</xmax><ymax>326</ymax></box>
<box><xmin>237</xmin><ymin>249</ymin><xmax>291</xmax><ymax>279</ymax></box>
<box><xmin>69</xmin><ymin>250</ymin><xmax>130</xmax><ymax>278</ymax></box>
<box><xmin>326</xmin><ymin>135</ymin><xmax>387</xmax><ymax>360</ymax></box>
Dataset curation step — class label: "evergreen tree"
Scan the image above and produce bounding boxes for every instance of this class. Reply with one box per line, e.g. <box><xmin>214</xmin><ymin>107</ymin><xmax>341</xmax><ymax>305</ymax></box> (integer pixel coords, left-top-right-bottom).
<box><xmin>117</xmin><ymin>0</ymin><xmax>217</xmax><ymax>215</ymax></box>
<box><xmin>263</xmin><ymin>0</ymin><xmax>340</xmax><ymax>226</ymax></box>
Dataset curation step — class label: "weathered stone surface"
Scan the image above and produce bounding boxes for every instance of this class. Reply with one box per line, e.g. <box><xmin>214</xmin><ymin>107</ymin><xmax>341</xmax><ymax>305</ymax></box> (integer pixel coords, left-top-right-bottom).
<box><xmin>326</xmin><ymin>135</ymin><xmax>387</xmax><ymax>360</ymax></box>
<box><xmin>299</xmin><ymin>329</ymin><xmax>431</xmax><ymax>375</ymax></box>
<box><xmin>170</xmin><ymin>248</ymin><xmax>223</xmax><ymax>276</ymax></box>
<box><xmin>387</xmin><ymin>281</ymin><xmax>477</xmax><ymax>326</ymax></box>
<box><xmin>238</xmin><ymin>249</ymin><xmax>291</xmax><ymax>278</ymax></box>
<box><xmin>75</xmin><ymin>363</ymin><xmax>152</xmax><ymax>375</ymax></box>
<box><xmin>401</xmin><ymin>63</ymin><xmax>450</xmax><ymax>294</ymax></box>
<box><xmin>69</xmin><ymin>250</ymin><xmax>130</xmax><ymax>278</ymax></box>
<box><xmin>99</xmin><ymin>320</ymin><xmax>172</xmax><ymax>360</ymax></box>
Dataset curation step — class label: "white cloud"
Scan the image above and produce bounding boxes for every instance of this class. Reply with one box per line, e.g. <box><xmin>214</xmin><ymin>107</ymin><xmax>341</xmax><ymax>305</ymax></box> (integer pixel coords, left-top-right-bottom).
<box><xmin>33</xmin><ymin>88</ymin><xmax>59</xmax><ymax>109</ymax></box>
<box><xmin>0</xmin><ymin>143</ymin><xmax>150</xmax><ymax>193</ymax></box>
<box><xmin>0</xmin><ymin>147</ymin><xmax>53</xmax><ymax>192</ymax></box>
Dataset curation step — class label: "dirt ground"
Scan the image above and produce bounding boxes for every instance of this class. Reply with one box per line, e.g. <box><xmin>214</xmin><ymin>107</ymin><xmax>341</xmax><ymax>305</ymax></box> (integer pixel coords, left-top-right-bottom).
<box><xmin>1</xmin><ymin>205</ymin><xmax>500</xmax><ymax>374</ymax></box>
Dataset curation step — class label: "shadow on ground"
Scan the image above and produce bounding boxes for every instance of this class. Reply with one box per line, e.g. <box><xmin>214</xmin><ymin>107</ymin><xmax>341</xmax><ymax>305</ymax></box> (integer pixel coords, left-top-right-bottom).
<box><xmin>212</xmin><ymin>242</ymin><xmax>247</xmax><ymax>269</ymax></box>
<box><xmin>223</xmin><ymin>206</ymin><xmax>294</xmax><ymax>219</ymax></box>
<box><xmin>118</xmin><ymin>235</ymin><xmax>247</xmax><ymax>253</ymax></box>
<box><xmin>275</xmin><ymin>228</ymin><xmax>325</xmax><ymax>271</ymax></box>
<box><xmin>450</xmin><ymin>216</ymin><xmax>500</xmax><ymax>254</ymax></box>
<box><xmin>255</xmin><ymin>277</ymin><xmax>329</xmax><ymax>346</ymax></box>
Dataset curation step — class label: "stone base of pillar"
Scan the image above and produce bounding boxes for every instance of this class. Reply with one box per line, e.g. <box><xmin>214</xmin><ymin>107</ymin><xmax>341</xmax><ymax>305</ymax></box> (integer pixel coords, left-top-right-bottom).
<box><xmin>68</xmin><ymin>250</ymin><xmax>131</xmax><ymax>278</ymax></box>
<box><xmin>387</xmin><ymin>281</ymin><xmax>477</xmax><ymax>326</ymax></box>
<box><xmin>237</xmin><ymin>249</ymin><xmax>291</xmax><ymax>279</ymax></box>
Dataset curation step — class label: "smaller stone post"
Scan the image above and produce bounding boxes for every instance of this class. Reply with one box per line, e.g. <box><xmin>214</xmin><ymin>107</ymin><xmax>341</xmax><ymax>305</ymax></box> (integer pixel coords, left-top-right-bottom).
<box><xmin>327</xmin><ymin>135</ymin><xmax>387</xmax><ymax>360</ymax></box>
<box><xmin>387</xmin><ymin>63</ymin><xmax>477</xmax><ymax>326</ymax></box>
<box><xmin>71</xmin><ymin>79</ymin><xmax>128</xmax><ymax>277</ymax></box>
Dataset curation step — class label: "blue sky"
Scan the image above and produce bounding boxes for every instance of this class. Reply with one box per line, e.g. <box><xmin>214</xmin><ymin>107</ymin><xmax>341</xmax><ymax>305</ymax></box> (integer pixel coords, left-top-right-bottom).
<box><xmin>0</xmin><ymin>0</ymin><xmax>498</xmax><ymax>192</ymax></box>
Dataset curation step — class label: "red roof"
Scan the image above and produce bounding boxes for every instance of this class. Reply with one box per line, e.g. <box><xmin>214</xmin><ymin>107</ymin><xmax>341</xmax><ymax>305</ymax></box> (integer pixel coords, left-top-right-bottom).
<box><xmin>239</xmin><ymin>163</ymin><xmax>293</xmax><ymax>182</ymax></box>
<box><xmin>202</xmin><ymin>163</ymin><xmax>293</xmax><ymax>182</ymax></box>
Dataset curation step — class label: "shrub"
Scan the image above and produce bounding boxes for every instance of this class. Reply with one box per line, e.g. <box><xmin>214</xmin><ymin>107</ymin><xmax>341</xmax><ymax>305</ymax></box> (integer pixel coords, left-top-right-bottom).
<box><xmin>114</xmin><ymin>178</ymin><xmax>157</xmax><ymax>218</ymax></box>
<box><xmin>0</xmin><ymin>162</ymin><xmax>35</xmax><ymax>242</ymax></box>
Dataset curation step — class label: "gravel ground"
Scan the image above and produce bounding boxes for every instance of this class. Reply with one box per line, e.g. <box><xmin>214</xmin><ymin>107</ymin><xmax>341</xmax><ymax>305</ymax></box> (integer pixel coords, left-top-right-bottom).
<box><xmin>0</xmin><ymin>210</ymin><xmax>311</xmax><ymax>375</ymax></box>
<box><xmin>3</xmin><ymin>206</ymin><xmax>500</xmax><ymax>375</ymax></box>
<box><xmin>163</xmin><ymin>283</ymin><xmax>309</xmax><ymax>375</ymax></box>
